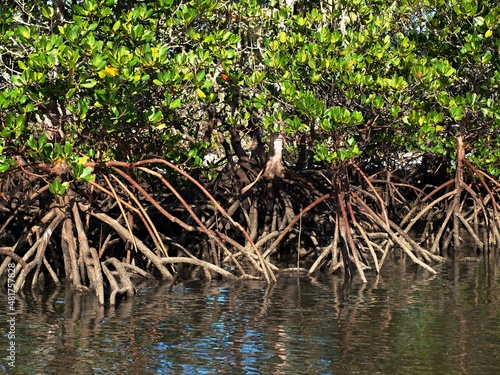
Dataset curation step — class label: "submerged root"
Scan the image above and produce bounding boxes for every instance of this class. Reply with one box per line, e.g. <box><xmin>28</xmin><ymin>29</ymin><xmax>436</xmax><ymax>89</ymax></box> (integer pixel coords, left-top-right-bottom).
<box><xmin>102</xmin><ymin>257</ymin><xmax>136</xmax><ymax>305</ymax></box>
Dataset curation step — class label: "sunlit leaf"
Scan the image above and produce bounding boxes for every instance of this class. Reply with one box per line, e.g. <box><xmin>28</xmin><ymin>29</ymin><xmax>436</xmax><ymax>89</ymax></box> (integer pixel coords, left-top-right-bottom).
<box><xmin>169</xmin><ymin>98</ymin><xmax>181</xmax><ymax>110</ymax></box>
<box><xmin>81</xmin><ymin>79</ymin><xmax>97</xmax><ymax>88</ymax></box>
<box><xmin>104</xmin><ymin>65</ymin><xmax>119</xmax><ymax>77</ymax></box>
<box><xmin>197</xmin><ymin>88</ymin><xmax>206</xmax><ymax>99</ymax></box>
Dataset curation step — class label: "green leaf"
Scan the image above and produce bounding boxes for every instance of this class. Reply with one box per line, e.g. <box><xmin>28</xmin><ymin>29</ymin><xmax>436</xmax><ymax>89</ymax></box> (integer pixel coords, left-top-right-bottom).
<box><xmin>78</xmin><ymin>166</ymin><xmax>94</xmax><ymax>181</ymax></box>
<box><xmin>27</xmin><ymin>136</ymin><xmax>37</xmax><ymax>150</ymax></box>
<box><xmin>113</xmin><ymin>20</ymin><xmax>121</xmax><ymax>32</ymax></box>
<box><xmin>42</xmin><ymin>6</ymin><xmax>54</xmax><ymax>19</ymax></box>
<box><xmin>481</xmin><ymin>50</ymin><xmax>492</xmax><ymax>64</ymax></box>
<box><xmin>61</xmin><ymin>181</ymin><xmax>70</xmax><ymax>193</ymax></box>
<box><xmin>196</xmin><ymin>69</ymin><xmax>205</xmax><ymax>82</ymax></box>
<box><xmin>390</xmin><ymin>105</ymin><xmax>401</xmax><ymax>117</ymax></box>
<box><xmin>18</xmin><ymin>26</ymin><xmax>31</xmax><ymax>39</ymax></box>
<box><xmin>169</xmin><ymin>98</ymin><xmax>181</xmax><ymax>110</ymax></box>
<box><xmin>0</xmin><ymin>163</ymin><xmax>10</xmax><ymax>173</ymax></box>
<box><xmin>38</xmin><ymin>133</ymin><xmax>48</xmax><ymax>148</ymax></box>
<box><xmin>73</xmin><ymin>163</ymin><xmax>83</xmax><ymax>177</ymax></box>
<box><xmin>81</xmin><ymin>79</ymin><xmax>97</xmax><ymax>88</ymax></box>
<box><xmin>48</xmin><ymin>180</ymin><xmax>58</xmax><ymax>195</ymax></box>
<box><xmin>197</xmin><ymin>88</ymin><xmax>206</xmax><ymax>99</ymax></box>
<box><xmin>148</xmin><ymin>110</ymin><xmax>163</xmax><ymax>123</ymax></box>
<box><xmin>66</xmin><ymin>88</ymin><xmax>77</xmax><ymax>99</ymax></box>
<box><xmin>450</xmin><ymin>106</ymin><xmax>464</xmax><ymax>121</ymax></box>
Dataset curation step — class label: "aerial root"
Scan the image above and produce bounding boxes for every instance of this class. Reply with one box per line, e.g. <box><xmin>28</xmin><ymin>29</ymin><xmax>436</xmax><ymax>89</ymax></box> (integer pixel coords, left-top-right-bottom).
<box><xmin>4</xmin><ymin>152</ymin><xmax>500</xmax><ymax>304</ymax></box>
<box><xmin>14</xmin><ymin>207</ymin><xmax>64</xmax><ymax>292</ymax></box>
<box><xmin>102</xmin><ymin>257</ymin><xmax>136</xmax><ymax>305</ymax></box>
<box><xmin>159</xmin><ymin>257</ymin><xmax>238</xmax><ymax>280</ymax></box>
<box><xmin>80</xmin><ymin>203</ymin><xmax>174</xmax><ymax>280</ymax></box>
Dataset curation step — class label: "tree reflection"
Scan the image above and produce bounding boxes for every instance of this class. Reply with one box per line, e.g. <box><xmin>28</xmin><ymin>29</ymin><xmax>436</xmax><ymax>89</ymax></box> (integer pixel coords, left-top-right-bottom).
<box><xmin>1</xmin><ymin>255</ymin><xmax>500</xmax><ymax>374</ymax></box>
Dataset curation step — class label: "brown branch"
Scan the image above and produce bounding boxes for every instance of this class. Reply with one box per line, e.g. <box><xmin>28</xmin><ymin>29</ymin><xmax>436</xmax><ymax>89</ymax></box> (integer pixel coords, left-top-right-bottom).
<box><xmin>308</xmin><ymin>243</ymin><xmax>333</xmax><ymax>274</ymax></box>
<box><xmin>350</xmin><ymin>161</ymin><xmax>389</xmax><ymax>224</ymax></box>
<box><xmin>42</xmin><ymin>257</ymin><xmax>61</xmax><ymax>286</ymax></box>
<box><xmin>339</xmin><ymin>192</ymin><xmax>367</xmax><ymax>282</ymax></box>
<box><xmin>351</xmin><ymin>191</ymin><xmax>441</xmax><ymax>273</ymax></box>
<box><xmin>0</xmin><ymin>249</ymin><xmax>28</xmax><ymax>268</ymax></box>
<box><xmin>110</xmin><ymin>174</ymin><xmax>169</xmax><ymax>257</ymax></box>
<box><xmin>110</xmin><ymin>166</ymin><xmax>195</xmax><ymax>231</ymax></box>
<box><xmin>262</xmin><ymin>193</ymin><xmax>332</xmax><ymax>258</ymax></box>
<box><xmin>133</xmin><ymin>160</ymin><xmax>274</xmax><ymax>282</ymax></box>
<box><xmin>80</xmin><ymin>204</ymin><xmax>173</xmax><ymax>280</ymax></box>
<box><xmin>87</xmin><ymin>179</ymin><xmax>140</xmax><ymax>213</ymax></box>
<box><xmin>403</xmin><ymin>190</ymin><xmax>456</xmax><ymax>232</ymax></box>
<box><xmin>103</xmin><ymin>174</ymin><xmax>138</xmax><ymax>253</ymax></box>
<box><xmin>463</xmin><ymin>158</ymin><xmax>500</xmax><ymax>229</ymax></box>
<box><xmin>430</xmin><ymin>200</ymin><xmax>456</xmax><ymax>254</ymax></box>
<box><xmin>88</xmin><ymin>159</ymin><xmax>270</xmax><ymax>279</ymax></box>
<box><xmin>61</xmin><ymin>211</ymin><xmax>83</xmax><ymax>287</ymax></box>
<box><xmin>349</xmin><ymin>202</ymin><xmax>380</xmax><ymax>273</ymax></box>
<box><xmin>400</xmin><ymin>179</ymin><xmax>454</xmax><ymax>227</ymax></box>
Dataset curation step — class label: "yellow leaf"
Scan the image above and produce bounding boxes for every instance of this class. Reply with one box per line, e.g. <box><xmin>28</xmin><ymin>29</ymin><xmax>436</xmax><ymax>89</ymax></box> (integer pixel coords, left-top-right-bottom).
<box><xmin>485</xmin><ymin>29</ymin><xmax>493</xmax><ymax>38</ymax></box>
<box><xmin>78</xmin><ymin>155</ymin><xmax>88</xmax><ymax>165</ymax></box>
<box><xmin>197</xmin><ymin>88</ymin><xmax>206</xmax><ymax>99</ymax></box>
<box><xmin>155</xmin><ymin>123</ymin><xmax>166</xmax><ymax>129</ymax></box>
<box><xmin>104</xmin><ymin>65</ymin><xmax>119</xmax><ymax>77</ymax></box>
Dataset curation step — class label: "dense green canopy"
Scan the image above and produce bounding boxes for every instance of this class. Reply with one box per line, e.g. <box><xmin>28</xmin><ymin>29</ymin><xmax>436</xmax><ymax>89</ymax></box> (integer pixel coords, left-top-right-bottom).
<box><xmin>1</xmin><ymin>0</ymin><xmax>498</xmax><ymax>177</ymax></box>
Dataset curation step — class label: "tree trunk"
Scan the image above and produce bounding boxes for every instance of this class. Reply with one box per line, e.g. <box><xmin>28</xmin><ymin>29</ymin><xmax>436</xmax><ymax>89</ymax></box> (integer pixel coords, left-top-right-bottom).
<box><xmin>453</xmin><ymin>136</ymin><xmax>465</xmax><ymax>250</ymax></box>
<box><xmin>263</xmin><ymin>132</ymin><xmax>284</xmax><ymax>179</ymax></box>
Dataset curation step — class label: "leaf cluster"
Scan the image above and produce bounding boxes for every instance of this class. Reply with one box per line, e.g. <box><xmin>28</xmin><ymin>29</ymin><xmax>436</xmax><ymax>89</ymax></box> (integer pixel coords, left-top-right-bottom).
<box><xmin>1</xmin><ymin>0</ymin><xmax>499</xmax><ymax>185</ymax></box>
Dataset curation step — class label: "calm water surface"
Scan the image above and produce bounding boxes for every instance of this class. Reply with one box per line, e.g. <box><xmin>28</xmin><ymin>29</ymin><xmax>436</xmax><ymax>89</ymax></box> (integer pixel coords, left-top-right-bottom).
<box><xmin>2</xmin><ymin>255</ymin><xmax>500</xmax><ymax>374</ymax></box>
